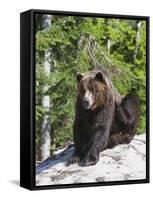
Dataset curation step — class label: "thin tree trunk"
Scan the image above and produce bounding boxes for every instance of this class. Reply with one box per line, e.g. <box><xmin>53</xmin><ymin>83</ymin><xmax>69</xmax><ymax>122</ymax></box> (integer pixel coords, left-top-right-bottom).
<box><xmin>133</xmin><ymin>21</ymin><xmax>142</xmax><ymax>62</ymax></box>
<box><xmin>104</xmin><ymin>19</ymin><xmax>111</xmax><ymax>54</ymax></box>
<box><xmin>41</xmin><ymin>49</ymin><xmax>51</xmax><ymax>161</ymax></box>
<box><xmin>107</xmin><ymin>39</ymin><xmax>111</xmax><ymax>54</ymax></box>
<box><xmin>36</xmin><ymin>14</ymin><xmax>52</xmax><ymax>161</ymax></box>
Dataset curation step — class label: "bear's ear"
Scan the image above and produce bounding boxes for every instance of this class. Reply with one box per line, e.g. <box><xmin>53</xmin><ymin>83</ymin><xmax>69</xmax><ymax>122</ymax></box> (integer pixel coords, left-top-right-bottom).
<box><xmin>76</xmin><ymin>72</ymin><xmax>83</xmax><ymax>82</ymax></box>
<box><xmin>95</xmin><ymin>71</ymin><xmax>104</xmax><ymax>82</ymax></box>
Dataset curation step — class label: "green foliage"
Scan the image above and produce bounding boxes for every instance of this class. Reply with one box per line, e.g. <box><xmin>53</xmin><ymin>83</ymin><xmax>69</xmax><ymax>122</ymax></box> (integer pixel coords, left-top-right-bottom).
<box><xmin>35</xmin><ymin>15</ymin><xmax>147</xmax><ymax>156</ymax></box>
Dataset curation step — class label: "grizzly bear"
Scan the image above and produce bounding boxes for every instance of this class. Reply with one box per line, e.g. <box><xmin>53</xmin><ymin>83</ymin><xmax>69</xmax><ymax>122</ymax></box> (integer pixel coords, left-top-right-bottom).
<box><xmin>68</xmin><ymin>70</ymin><xmax>140</xmax><ymax>166</ymax></box>
<box><xmin>107</xmin><ymin>93</ymin><xmax>140</xmax><ymax>148</ymax></box>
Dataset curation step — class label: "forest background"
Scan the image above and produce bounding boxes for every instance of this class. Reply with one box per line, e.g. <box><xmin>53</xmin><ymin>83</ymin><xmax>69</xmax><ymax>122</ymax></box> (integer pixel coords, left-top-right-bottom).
<box><xmin>35</xmin><ymin>14</ymin><xmax>146</xmax><ymax>161</ymax></box>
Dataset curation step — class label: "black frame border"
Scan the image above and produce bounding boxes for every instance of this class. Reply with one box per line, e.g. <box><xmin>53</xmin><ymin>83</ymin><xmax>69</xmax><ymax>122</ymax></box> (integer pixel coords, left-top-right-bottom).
<box><xmin>20</xmin><ymin>9</ymin><xmax>150</xmax><ymax>190</ymax></box>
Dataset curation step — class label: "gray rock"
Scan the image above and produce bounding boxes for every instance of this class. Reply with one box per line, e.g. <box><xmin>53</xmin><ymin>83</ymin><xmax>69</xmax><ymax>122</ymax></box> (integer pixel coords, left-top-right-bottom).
<box><xmin>36</xmin><ymin>134</ymin><xmax>146</xmax><ymax>186</ymax></box>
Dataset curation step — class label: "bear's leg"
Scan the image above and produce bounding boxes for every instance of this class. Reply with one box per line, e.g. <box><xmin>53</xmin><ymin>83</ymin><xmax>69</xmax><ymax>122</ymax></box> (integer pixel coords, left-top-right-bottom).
<box><xmin>106</xmin><ymin>133</ymin><xmax>121</xmax><ymax>148</ymax></box>
<box><xmin>80</xmin><ymin>128</ymin><xmax>109</xmax><ymax>166</ymax></box>
<box><xmin>80</xmin><ymin>146</ymin><xmax>99</xmax><ymax>166</ymax></box>
<box><xmin>107</xmin><ymin>94</ymin><xmax>140</xmax><ymax>149</ymax></box>
<box><xmin>116</xmin><ymin>103</ymin><xmax>129</xmax><ymax>125</ymax></box>
<box><xmin>116</xmin><ymin>93</ymin><xmax>140</xmax><ymax>137</ymax></box>
<box><xmin>106</xmin><ymin>133</ymin><xmax>133</xmax><ymax>149</ymax></box>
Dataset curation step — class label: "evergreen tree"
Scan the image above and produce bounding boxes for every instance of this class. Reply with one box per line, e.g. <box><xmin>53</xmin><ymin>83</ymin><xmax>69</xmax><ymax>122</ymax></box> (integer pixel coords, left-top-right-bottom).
<box><xmin>35</xmin><ymin>15</ymin><xmax>146</xmax><ymax>160</ymax></box>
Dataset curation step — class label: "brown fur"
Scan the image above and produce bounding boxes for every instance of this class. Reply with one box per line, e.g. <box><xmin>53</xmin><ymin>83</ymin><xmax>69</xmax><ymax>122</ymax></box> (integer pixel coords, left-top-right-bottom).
<box><xmin>68</xmin><ymin>70</ymin><xmax>140</xmax><ymax>166</ymax></box>
<box><xmin>107</xmin><ymin>93</ymin><xmax>140</xmax><ymax>148</ymax></box>
<box><xmin>68</xmin><ymin>70</ymin><xmax>116</xmax><ymax>166</ymax></box>
<box><xmin>77</xmin><ymin>76</ymin><xmax>106</xmax><ymax>110</ymax></box>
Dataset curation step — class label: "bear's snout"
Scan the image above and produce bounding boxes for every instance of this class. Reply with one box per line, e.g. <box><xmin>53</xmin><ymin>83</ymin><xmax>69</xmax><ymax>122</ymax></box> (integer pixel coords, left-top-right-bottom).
<box><xmin>82</xmin><ymin>90</ymin><xmax>95</xmax><ymax>109</ymax></box>
<box><xmin>82</xmin><ymin>99</ymin><xmax>90</xmax><ymax>109</ymax></box>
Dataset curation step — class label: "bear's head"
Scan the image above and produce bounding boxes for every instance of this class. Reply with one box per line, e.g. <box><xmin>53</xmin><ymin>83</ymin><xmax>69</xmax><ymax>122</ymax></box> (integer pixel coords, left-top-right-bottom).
<box><xmin>76</xmin><ymin>70</ymin><xmax>110</xmax><ymax>110</ymax></box>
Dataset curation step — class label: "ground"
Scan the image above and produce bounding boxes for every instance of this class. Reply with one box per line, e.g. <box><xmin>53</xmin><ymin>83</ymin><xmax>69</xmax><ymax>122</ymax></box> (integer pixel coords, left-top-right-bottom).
<box><xmin>36</xmin><ymin>134</ymin><xmax>146</xmax><ymax>186</ymax></box>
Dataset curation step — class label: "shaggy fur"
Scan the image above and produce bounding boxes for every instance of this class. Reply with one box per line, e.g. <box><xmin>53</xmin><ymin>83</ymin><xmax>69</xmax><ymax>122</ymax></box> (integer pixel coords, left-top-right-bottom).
<box><xmin>68</xmin><ymin>70</ymin><xmax>116</xmax><ymax>166</ymax></box>
<box><xmin>107</xmin><ymin>93</ymin><xmax>140</xmax><ymax>148</ymax></box>
<box><xmin>68</xmin><ymin>70</ymin><xmax>140</xmax><ymax>166</ymax></box>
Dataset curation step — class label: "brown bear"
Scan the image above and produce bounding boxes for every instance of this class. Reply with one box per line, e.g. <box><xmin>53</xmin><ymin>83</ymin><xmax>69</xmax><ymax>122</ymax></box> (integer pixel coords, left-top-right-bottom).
<box><xmin>68</xmin><ymin>70</ymin><xmax>140</xmax><ymax>166</ymax></box>
<box><xmin>107</xmin><ymin>93</ymin><xmax>140</xmax><ymax>148</ymax></box>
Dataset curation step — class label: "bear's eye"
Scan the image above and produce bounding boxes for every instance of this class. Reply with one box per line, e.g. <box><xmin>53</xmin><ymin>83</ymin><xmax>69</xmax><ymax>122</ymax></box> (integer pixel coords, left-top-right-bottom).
<box><xmin>94</xmin><ymin>85</ymin><xmax>100</xmax><ymax>94</ymax></box>
<box><xmin>89</xmin><ymin>86</ymin><xmax>98</xmax><ymax>94</ymax></box>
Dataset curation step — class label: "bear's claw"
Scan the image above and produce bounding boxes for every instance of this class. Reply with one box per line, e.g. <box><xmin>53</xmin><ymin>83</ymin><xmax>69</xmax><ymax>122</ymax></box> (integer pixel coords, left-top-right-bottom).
<box><xmin>79</xmin><ymin>158</ymin><xmax>97</xmax><ymax>167</ymax></box>
<box><xmin>67</xmin><ymin>155</ymin><xmax>80</xmax><ymax>165</ymax></box>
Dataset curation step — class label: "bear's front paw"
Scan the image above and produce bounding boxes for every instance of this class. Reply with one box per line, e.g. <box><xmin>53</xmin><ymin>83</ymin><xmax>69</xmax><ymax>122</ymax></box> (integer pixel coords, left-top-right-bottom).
<box><xmin>80</xmin><ymin>156</ymin><xmax>99</xmax><ymax>167</ymax></box>
<box><xmin>66</xmin><ymin>154</ymin><xmax>80</xmax><ymax>166</ymax></box>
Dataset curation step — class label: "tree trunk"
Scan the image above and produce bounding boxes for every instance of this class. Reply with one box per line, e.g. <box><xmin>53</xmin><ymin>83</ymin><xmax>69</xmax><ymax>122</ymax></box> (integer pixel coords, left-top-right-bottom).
<box><xmin>133</xmin><ymin>21</ymin><xmax>142</xmax><ymax>62</ymax></box>
<box><xmin>36</xmin><ymin>14</ymin><xmax>52</xmax><ymax>161</ymax></box>
<box><xmin>104</xmin><ymin>19</ymin><xmax>111</xmax><ymax>54</ymax></box>
<box><xmin>41</xmin><ymin>49</ymin><xmax>51</xmax><ymax>161</ymax></box>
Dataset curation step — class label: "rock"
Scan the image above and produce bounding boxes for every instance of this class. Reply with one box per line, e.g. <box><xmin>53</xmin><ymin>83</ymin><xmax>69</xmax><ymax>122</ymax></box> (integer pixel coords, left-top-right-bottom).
<box><xmin>36</xmin><ymin>134</ymin><xmax>146</xmax><ymax>186</ymax></box>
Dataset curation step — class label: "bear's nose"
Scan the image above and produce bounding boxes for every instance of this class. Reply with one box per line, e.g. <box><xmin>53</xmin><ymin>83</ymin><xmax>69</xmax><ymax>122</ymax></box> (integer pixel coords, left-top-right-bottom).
<box><xmin>83</xmin><ymin>99</ymin><xmax>89</xmax><ymax>108</ymax></box>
